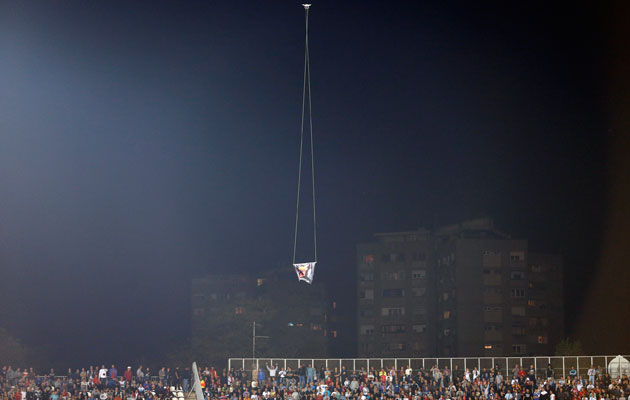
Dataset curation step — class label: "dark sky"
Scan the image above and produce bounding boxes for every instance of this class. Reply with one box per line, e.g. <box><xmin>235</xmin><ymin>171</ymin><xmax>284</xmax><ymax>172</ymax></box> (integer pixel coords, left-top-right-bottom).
<box><xmin>0</xmin><ymin>1</ymin><xmax>619</xmax><ymax>365</ymax></box>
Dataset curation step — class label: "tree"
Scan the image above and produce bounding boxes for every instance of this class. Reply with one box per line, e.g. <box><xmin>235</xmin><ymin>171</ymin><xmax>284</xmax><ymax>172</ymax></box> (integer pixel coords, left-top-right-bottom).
<box><xmin>0</xmin><ymin>327</ymin><xmax>37</xmax><ymax>366</ymax></box>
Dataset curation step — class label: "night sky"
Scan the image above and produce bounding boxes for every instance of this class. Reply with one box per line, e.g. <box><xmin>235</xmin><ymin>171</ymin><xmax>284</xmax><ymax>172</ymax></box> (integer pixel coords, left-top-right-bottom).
<box><xmin>0</xmin><ymin>1</ymin><xmax>627</xmax><ymax>366</ymax></box>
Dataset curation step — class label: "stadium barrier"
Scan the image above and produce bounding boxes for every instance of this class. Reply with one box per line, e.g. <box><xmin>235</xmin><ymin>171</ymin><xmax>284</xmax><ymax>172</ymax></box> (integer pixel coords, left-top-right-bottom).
<box><xmin>228</xmin><ymin>355</ymin><xmax>630</xmax><ymax>380</ymax></box>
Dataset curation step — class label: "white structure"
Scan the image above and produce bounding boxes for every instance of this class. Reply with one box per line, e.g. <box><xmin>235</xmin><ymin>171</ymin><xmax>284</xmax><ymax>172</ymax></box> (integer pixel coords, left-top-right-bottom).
<box><xmin>607</xmin><ymin>355</ymin><xmax>630</xmax><ymax>378</ymax></box>
<box><xmin>191</xmin><ymin>362</ymin><xmax>204</xmax><ymax>400</ymax></box>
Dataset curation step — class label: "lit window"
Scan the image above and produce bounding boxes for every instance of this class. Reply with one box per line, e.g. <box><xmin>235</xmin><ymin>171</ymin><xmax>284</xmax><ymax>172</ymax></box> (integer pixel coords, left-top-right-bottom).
<box><xmin>235</xmin><ymin>307</ymin><xmax>245</xmax><ymax>315</ymax></box>
<box><xmin>332</xmin><ymin>330</ymin><xmax>338</xmax><ymax>338</ymax></box>
<box><xmin>332</xmin><ymin>301</ymin><xmax>337</xmax><ymax>309</ymax></box>
<box><xmin>257</xmin><ymin>278</ymin><xmax>265</xmax><ymax>287</ymax></box>
<box><xmin>537</xmin><ymin>335</ymin><xmax>548</xmax><ymax>344</ymax></box>
<box><xmin>363</xmin><ymin>254</ymin><xmax>375</xmax><ymax>263</ymax></box>
<box><xmin>484</xmin><ymin>345</ymin><xmax>493</xmax><ymax>349</ymax></box>
<box><xmin>443</xmin><ymin>310</ymin><xmax>451</xmax><ymax>319</ymax></box>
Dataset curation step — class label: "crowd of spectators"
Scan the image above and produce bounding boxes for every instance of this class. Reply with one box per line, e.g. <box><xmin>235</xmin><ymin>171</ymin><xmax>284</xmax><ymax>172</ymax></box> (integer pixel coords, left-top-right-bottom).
<box><xmin>2</xmin><ymin>362</ymin><xmax>629</xmax><ymax>400</ymax></box>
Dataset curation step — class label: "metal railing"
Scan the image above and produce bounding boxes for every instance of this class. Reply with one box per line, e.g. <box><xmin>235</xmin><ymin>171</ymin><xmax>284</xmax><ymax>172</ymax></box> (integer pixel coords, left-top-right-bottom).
<box><xmin>228</xmin><ymin>355</ymin><xmax>630</xmax><ymax>379</ymax></box>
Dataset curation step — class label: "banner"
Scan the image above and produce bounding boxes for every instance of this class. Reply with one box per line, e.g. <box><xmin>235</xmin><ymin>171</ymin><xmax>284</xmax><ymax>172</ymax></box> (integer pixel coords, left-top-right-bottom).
<box><xmin>293</xmin><ymin>262</ymin><xmax>316</xmax><ymax>284</ymax></box>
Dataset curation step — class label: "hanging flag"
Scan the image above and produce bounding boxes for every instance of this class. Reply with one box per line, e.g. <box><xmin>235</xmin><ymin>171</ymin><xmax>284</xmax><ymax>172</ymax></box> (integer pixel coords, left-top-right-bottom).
<box><xmin>294</xmin><ymin>262</ymin><xmax>316</xmax><ymax>284</ymax></box>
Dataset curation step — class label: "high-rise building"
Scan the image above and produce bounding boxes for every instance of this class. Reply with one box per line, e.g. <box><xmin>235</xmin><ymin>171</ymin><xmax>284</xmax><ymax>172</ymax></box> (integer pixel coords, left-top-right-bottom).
<box><xmin>357</xmin><ymin>228</ymin><xmax>437</xmax><ymax>356</ymax></box>
<box><xmin>357</xmin><ymin>218</ymin><xmax>564</xmax><ymax>357</ymax></box>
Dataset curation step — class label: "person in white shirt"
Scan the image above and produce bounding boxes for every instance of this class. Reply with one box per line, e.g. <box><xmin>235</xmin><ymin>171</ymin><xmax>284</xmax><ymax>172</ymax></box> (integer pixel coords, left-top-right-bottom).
<box><xmin>98</xmin><ymin>366</ymin><xmax>108</xmax><ymax>388</ymax></box>
<box><xmin>540</xmin><ymin>388</ymin><xmax>548</xmax><ymax>400</ymax></box>
<box><xmin>136</xmin><ymin>367</ymin><xmax>145</xmax><ymax>382</ymax></box>
<box><xmin>473</xmin><ymin>368</ymin><xmax>480</xmax><ymax>381</ymax></box>
<box><xmin>319</xmin><ymin>384</ymin><xmax>329</xmax><ymax>395</ymax></box>
<box><xmin>266</xmin><ymin>363</ymin><xmax>278</xmax><ymax>380</ymax></box>
<box><xmin>587</xmin><ymin>366</ymin><xmax>596</xmax><ymax>385</ymax></box>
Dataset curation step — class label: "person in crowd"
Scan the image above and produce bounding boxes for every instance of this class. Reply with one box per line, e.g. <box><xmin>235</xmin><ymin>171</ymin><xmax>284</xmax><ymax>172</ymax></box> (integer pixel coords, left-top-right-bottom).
<box><xmin>1</xmin><ymin>362</ymin><xmax>629</xmax><ymax>400</ymax></box>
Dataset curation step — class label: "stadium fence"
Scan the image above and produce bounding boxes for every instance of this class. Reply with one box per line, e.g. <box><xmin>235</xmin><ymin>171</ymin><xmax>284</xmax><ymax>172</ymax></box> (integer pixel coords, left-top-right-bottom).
<box><xmin>228</xmin><ymin>355</ymin><xmax>630</xmax><ymax>379</ymax></box>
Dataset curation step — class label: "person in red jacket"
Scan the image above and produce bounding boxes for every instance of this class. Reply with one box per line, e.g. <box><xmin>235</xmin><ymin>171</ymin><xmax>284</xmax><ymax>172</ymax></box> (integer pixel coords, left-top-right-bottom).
<box><xmin>124</xmin><ymin>367</ymin><xmax>133</xmax><ymax>383</ymax></box>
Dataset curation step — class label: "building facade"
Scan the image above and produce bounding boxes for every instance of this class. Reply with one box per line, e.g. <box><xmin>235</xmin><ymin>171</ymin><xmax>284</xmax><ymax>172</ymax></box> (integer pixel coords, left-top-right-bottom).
<box><xmin>191</xmin><ymin>268</ymin><xmax>336</xmax><ymax>365</ymax></box>
<box><xmin>357</xmin><ymin>228</ymin><xmax>437</xmax><ymax>356</ymax></box>
<box><xmin>357</xmin><ymin>218</ymin><xmax>564</xmax><ymax>358</ymax></box>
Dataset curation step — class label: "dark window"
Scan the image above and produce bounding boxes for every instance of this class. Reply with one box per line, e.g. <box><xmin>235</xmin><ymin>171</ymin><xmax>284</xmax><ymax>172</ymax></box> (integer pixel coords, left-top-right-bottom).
<box><xmin>382</xmin><ymin>288</ymin><xmax>404</xmax><ymax>297</ymax></box>
<box><xmin>381</xmin><ymin>324</ymin><xmax>406</xmax><ymax>334</ymax></box>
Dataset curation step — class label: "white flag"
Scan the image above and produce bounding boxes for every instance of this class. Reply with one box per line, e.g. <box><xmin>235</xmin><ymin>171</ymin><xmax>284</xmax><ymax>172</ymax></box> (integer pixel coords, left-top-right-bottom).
<box><xmin>294</xmin><ymin>262</ymin><xmax>316</xmax><ymax>284</ymax></box>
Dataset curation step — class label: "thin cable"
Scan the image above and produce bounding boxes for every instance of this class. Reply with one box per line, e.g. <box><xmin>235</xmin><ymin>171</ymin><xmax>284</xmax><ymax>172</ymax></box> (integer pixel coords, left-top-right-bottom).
<box><xmin>306</xmin><ymin>12</ymin><xmax>317</xmax><ymax>263</ymax></box>
<box><xmin>292</xmin><ymin>6</ymin><xmax>310</xmax><ymax>264</ymax></box>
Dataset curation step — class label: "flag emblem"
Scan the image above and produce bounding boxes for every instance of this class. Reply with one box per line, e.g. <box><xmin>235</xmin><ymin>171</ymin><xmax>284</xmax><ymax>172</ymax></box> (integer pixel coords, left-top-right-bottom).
<box><xmin>293</xmin><ymin>262</ymin><xmax>316</xmax><ymax>284</ymax></box>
